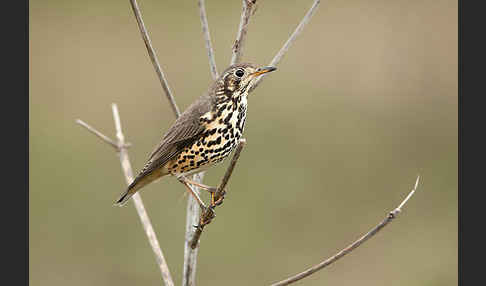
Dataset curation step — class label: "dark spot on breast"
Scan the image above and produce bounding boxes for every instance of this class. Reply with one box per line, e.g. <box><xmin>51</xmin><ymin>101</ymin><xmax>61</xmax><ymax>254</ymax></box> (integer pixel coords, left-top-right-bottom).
<box><xmin>240</xmin><ymin>83</ymin><xmax>248</xmax><ymax>94</ymax></box>
<box><xmin>224</xmin><ymin>112</ymin><xmax>233</xmax><ymax>125</ymax></box>
<box><xmin>224</xmin><ymin>141</ymin><xmax>232</xmax><ymax>149</ymax></box>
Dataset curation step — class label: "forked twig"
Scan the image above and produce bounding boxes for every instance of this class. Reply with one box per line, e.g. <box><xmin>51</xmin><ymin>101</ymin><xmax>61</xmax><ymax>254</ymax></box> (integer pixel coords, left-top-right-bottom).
<box><xmin>270</xmin><ymin>176</ymin><xmax>421</xmax><ymax>286</ymax></box>
<box><xmin>231</xmin><ymin>0</ymin><xmax>257</xmax><ymax>65</ymax></box>
<box><xmin>198</xmin><ymin>0</ymin><xmax>219</xmax><ymax>80</ymax></box>
<box><xmin>76</xmin><ymin>105</ymin><xmax>175</xmax><ymax>286</ymax></box>
<box><xmin>252</xmin><ymin>0</ymin><xmax>321</xmax><ymax>91</ymax></box>
<box><xmin>189</xmin><ymin>139</ymin><xmax>247</xmax><ymax>249</ymax></box>
<box><xmin>75</xmin><ymin>119</ymin><xmax>128</xmax><ymax>150</ymax></box>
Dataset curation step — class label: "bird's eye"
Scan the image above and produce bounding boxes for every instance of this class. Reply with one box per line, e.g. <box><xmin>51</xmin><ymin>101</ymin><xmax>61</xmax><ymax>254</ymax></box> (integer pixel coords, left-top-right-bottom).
<box><xmin>235</xmin><ymin>69</ymin><xmax>244</xmax><ymax>77</ymax></box>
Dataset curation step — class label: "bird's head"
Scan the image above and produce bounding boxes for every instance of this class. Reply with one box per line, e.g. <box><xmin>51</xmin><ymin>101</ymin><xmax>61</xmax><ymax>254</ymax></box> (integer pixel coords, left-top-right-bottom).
<box><xmin>213</xmin><ymin>63</ymin><xmax>277</xmax><ymax>99</ymax></box>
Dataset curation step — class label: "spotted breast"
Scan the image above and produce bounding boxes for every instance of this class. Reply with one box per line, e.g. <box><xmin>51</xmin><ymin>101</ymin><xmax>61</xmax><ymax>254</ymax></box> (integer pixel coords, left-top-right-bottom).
<box><xmin>166</xmin><ymin>93</ymin><xmax>248</xmax><ymax>176</ymax></box>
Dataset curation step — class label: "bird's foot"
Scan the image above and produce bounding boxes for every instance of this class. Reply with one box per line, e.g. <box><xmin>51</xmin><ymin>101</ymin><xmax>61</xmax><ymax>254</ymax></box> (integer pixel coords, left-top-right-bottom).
<box><xmin>197</xmin><ymin>205</ymin><xmax>216</xmax><ymax>228</ymax></box>
<box><xmin>211</xmin><ymin>189</ymin><xmax>227</xmax><ymax>206</ymax></box>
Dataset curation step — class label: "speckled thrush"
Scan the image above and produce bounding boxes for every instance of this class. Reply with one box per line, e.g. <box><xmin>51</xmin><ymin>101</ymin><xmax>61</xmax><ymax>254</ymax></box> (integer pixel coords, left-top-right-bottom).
<box><xmin>115</xmin><ymin>63</ymin><xmax>276</xmax><ymax>206</ymax></box>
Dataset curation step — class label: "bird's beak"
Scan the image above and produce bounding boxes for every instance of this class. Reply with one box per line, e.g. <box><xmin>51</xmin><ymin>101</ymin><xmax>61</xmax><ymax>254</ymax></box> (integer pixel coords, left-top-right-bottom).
<box><xmin>250</xmin><ymin>66</ymin><xmax>277</xmax><ymax>77</ymax></box>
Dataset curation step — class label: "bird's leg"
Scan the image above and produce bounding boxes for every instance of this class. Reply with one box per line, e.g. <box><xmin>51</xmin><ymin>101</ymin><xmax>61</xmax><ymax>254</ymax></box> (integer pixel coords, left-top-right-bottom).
<box><xmin>178</xmin><ymin>178</ymin><xmax>207</xmax><ymax>210</ymax></box>
<box><xmin>180</xmin><ymin>176</ymin><xmax>217</xmax><ymax>193</ymax></box>
<box><xmin>179</xmin><ymin>175</ymin><xmax>226</xmax><ymax>206</ymax></box>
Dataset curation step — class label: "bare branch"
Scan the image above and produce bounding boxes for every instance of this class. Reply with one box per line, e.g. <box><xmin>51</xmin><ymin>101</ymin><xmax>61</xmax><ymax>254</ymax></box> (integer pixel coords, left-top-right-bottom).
<box><xmin>230</xmin><ymin>0</ymin><xmax>257</xmax><ymax>65</ymax></box>
<box><xmin>111</xmin><ymin>104</ymin><xmax>175</xmax><ymax>286</ymax></box>
<box><xmin>129</xmin><ymin>0</ymin><xmax>181</xmax><ymax>117</ymax></box>
<box><xmin>214</xmin><ymin>139</ymin><xmax>247</xmax><ymax>204</ymax></box>
<box><xmin>75</xmin><ymin>119</ymin><xmax>123</xmax><ymax>150</ymax></box>
<box><xmin>270</xmin><ymin>175</ymin><xmax>421</xmax><ymax>286</ymax></box>
<box><xmin>252</xmin><ymin>0</ymin><xmax>320</xmax><ymax>91</ymax></box>
<box><xmin>189</xmin><ymin>139</ymin><xmax>247</xmax><ymax>249</ymax></box>
<box><xmin>182</xmin><ymin>172</ymin><xmax>202</xmax><ymax>286</ymax></box>
<box><xmin>198</xmin><ymin>0</ymin><xmax>219</xmax><ymax>80</ymax></box>
<box><xmin>77</xmin><ymin>105</ymin><xmax>175</xmax><ymax>286</ymax></box>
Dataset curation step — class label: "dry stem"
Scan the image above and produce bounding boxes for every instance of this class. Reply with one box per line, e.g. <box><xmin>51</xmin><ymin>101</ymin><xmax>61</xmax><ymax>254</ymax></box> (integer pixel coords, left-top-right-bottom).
<box><xmin>198</xmin><ymin>0</ymin><xmax>219</xmax><ymax>80</ymax></box>
<box><xmin>230</xmin><ymin>0</ymin><xmax>257</xmax><ymax>65</ymax></box>
<box><xmin>252</xmin><ymin>0</ymin><xmax>321</xmax><ymax>91</ymax></box>
<box><xmin>129</xmin><ymin>0</ymin><xmax>181</xmax><ymax>117</ymax></box>
<box><xmin>75</xmin><ymin>105</ymin><xmax>175</xmax><ymax>286</ymax></box>
<box><xmin>75</xmin><ymin>119</ymin><xmax>129</xmax><ymax>150</ymax></box>
<box><xmin>270</xmin><ymin>175</ymin><xmax>421</xmax><ymax>286</ymax></box>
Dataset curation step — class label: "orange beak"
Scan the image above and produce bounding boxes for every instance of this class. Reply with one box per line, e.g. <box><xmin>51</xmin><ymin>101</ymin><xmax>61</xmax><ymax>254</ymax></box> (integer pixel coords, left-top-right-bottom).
<box><xmin>250</xmin><ymin>66</ymin><xmax>277</xmax><ymax>77</ymax></box>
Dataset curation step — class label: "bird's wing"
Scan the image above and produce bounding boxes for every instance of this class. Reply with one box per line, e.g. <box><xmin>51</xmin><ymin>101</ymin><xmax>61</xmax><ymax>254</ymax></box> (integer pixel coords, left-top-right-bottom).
<box><xmin>139</xmin><ymin>93</ymin><xmax>214</xmax><ymax>177</ymax></box>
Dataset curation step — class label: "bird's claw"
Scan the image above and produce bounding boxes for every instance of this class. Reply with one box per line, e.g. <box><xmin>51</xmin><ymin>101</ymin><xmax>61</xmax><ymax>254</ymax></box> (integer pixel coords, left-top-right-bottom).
<box><xmin>211</xmin><ymin>188</ymin><xmax>227</xmax><ymax>206</ymax></box>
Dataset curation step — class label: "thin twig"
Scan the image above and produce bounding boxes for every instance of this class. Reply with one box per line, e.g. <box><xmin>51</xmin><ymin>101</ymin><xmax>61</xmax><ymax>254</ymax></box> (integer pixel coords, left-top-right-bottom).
<box><xmin>230</xmin><ymin>0</ymin><xmax>257</xmax><ymax>65</ymax></box>
<box><xmin>198</xmin><ymin>0</ymin><xmax>219</xmax><ymax>80</ymax></box>
<box><xmin>129</xmin><ymin>0</ymin><xmax>181</xmax><ymax>117</ymax></box>
<box><xmin>182</xmin><ymin>172</ymin><xmax>202</xmax><ymax>286</ymax></box>
<box><xmin>270</xmin><ymin>175</ymin><xmax>421</xmax><ymax>286</ymax></box>
<box><xmin>213</xmin><ymin>139</ymin><xmax>247</xmax><ymax>205</ymax></box>
<box><xmin>111</xmin><ymin>104</ymin><xmax>175</xmax><ymax>286</ymax></box>
<box><xmin>252</xmin><ymin>0</ymin><xmax>321</xmax><ymax>91</ymax></box>
<box><xmin>75</xmin><ymin>119</ymin><xmax>126</xmax><ymax>150</ymax></box>
<box><xmin>189</xmin><ymin>139</ymin><xmax>247</xmax><ymax>249</ymax></box>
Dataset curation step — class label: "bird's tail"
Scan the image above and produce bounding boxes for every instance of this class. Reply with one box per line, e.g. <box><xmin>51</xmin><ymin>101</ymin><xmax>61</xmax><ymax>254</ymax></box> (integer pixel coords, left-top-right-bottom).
<box><xmin>113</xmin><ymin>170</ymin><xmax>164</xmax><ymax>206</ymax></box>
<box><xmin>113</xmin><ymin>175</ymin><xmax>148</xmax><ymax>206</ymax></box>
<box><xmin>114</xmin><ymin>182</ymin><xmax>139</xmax><ymax>207</ymax></box>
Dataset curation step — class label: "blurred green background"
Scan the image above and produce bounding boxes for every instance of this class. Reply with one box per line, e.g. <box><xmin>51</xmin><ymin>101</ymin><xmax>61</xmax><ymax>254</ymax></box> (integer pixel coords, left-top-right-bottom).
<box><xmin>30</xmin><ymin>0</ymin><xmax>457</xmax><ymax>285</ymax></box>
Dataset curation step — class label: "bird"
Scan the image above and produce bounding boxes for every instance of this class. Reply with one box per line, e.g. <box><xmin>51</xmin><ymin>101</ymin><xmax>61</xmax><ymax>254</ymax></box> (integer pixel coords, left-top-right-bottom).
<box><xmin>114</xmin><ymin>63</ymin><xmax>277</xmax><ymax>207</ymax></box>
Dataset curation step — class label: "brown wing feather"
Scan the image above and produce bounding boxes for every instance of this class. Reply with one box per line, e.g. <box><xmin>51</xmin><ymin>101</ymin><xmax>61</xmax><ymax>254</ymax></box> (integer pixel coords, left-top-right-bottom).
<box><xmin>137</xmin><ymin>93</ymin><xmax>214</xmax><ymax>179</ymax></box>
